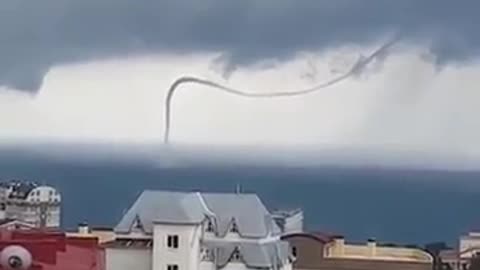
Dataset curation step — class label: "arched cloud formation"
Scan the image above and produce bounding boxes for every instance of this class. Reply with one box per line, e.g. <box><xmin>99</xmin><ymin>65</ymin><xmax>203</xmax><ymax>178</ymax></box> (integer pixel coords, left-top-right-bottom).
<box><xmin>1</xmin><ymin>0</ymin><xmax>479</xmax><ymax>92</ymax></box>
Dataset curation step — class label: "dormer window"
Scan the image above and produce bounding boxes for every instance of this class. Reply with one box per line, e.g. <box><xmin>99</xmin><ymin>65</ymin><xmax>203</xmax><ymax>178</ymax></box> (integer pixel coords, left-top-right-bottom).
<box><xmin>206</xmin><ymin>220</ymin><xmax>214</xmax><ymax>232</ymax></box>
<box><xmin>132</xmin><ymin>215</ymin><xmax>143</xmax><ymax>231</ymax></box>
<box><xmin>201</xmin><ymin>248</ymin><xmax>214</xmax><ymax>261</ymax></box>
<box><xmin>231</xmin><ymin>249</ymin><xmax>241</xmax><ymax>261</ymax></box>
<box><xmin>230</xmin><ymin>220</ymin><xmax>238</xmax><ymax>233</ymax></box>
<box><xmin>134</xmin><ymin>220</ymin><xmax>142</xmax><ymax>229</ymax></box>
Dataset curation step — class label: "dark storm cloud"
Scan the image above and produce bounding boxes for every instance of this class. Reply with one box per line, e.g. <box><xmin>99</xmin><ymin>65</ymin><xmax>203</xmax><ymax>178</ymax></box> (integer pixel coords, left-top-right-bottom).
<box><xmin>0</xmin><ymin>0</ymin><xmax>478</xmax><ymax>93</ymax></box>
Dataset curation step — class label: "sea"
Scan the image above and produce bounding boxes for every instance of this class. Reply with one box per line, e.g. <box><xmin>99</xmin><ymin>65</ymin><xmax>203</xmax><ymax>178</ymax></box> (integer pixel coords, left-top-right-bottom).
<box><xmin>1</xmin><ymin>142</ymin><xmax>480</xmax><ymax>247</ymax></box>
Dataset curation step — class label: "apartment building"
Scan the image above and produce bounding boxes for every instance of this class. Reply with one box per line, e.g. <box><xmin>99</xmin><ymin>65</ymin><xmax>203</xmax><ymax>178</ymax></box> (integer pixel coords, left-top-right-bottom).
<box><xmin>103</xmin><ymin>190</ymin><xmax>293</xmax><ymax>270</ymax></box>
<box><xmin>0</xmin><ymin>180</ymin><xmax>61</xmax><ymax>228</ymax></box>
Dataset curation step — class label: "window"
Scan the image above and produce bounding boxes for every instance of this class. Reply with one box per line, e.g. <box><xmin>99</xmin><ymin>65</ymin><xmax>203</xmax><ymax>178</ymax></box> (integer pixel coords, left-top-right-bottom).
<box><xmin>167</xmin><ymin>235</ymin><xmax>179</xmax><ymax>248</ymax></box>
<box><xmin>292</xmin><ymin>246</ymin><xmax>297</xmax><ymax>257</ymax></box>
<box><xmin>201</xmin><ymin>248</ymin><xmax>214</xmax><ymax>261</ymax></box>
<box><xmin>167</xmin><ymin>265</ymin><xmax>178</xmax><ymax>270</ymax></box>
<box><xmin>231</xmin><ymin>250</ymin><xmax>241</xmax><ymax>261</ymax></box>
<box><xmin>230</xmin><ymin>221</ymin><xmax>238</xmax><ymax>233</ymax></box>
<box><xmin>132</xmin><ymin>215</ymin><xmax>143</xmax><ymax>231</ymax></box>
<box><xmin>206</xmin><ymin>221</ymin><xmax>214</xmax><ymax>232</ymax></box>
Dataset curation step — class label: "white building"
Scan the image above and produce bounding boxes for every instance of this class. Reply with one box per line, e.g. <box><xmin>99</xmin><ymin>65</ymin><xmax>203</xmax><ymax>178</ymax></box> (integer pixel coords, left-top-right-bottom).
<box><xmin>439</xmin><ymin>231</ymin><xmax>480</xmax><ymax>270</ymax></box>
<box><xmin>0</xmin><ymin>180</ymin><xmax>61</xmax><ymax>228</ymax></box>
<box><xmin>103</xmin><ymin>190</ymin><xmax>293</xmax><ymax>270</ymax></box>
<box><xmin>271</xmin><ymin>209</ymin><xmax>304</xmax><ymax>235</ymax></box>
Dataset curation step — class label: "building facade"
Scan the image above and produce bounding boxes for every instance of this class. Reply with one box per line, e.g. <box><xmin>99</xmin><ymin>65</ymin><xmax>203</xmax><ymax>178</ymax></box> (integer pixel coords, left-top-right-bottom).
<box><xmin>104</xmin><ymin>190</ymin><xmax>293</xmax><ymax>270</ymax></box>
<box><xmin>0</xmin><ymin>180</ymin><xmax>61</xmax><ymax>228</ymax></box>
<box><xmin>281</xmin><ymin>232</ymin><xmax>433</xmax><ymax>270</ymax></box>
<box><xmin>439</xmin><ymin>231</ymin><xmax>480</xmax><ymax>270</ymax></box>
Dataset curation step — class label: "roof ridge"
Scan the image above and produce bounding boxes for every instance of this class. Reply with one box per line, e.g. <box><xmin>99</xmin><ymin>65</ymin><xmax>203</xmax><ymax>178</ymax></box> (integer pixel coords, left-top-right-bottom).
<box><xmin>194</xmin><ymin>192</ymin><xmax>216</xmax><ymax>217</ymax></box>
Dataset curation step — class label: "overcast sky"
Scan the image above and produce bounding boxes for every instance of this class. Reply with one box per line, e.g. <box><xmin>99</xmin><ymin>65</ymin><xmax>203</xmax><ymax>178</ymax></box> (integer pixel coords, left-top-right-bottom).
<box><xmin>1</xmin><ymin>1</ymin><xmax>480</xmax><ymax>166</ymax></box>
<box><xmin>0</xmin><ymin>0</ymin><xmax>478</xmax><ymax>92</ymax></box>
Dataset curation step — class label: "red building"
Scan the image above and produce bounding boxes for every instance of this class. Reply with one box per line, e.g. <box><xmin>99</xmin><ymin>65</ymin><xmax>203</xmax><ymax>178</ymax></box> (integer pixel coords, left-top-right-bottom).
<box><xmin>0</xmin><ymin>229</ymin><xmax>104</xmax><ymax>270</ymax></box>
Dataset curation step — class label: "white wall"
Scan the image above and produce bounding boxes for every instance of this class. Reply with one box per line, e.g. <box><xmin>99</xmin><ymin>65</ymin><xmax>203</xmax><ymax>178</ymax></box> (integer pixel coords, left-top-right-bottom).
<box><xmin>199</xmin><ymin>261</ymin><xmax>292</xmax><ymax>270</ymax></box>
<box><xmin>153</xmin><ymin>223</ymin><xmax>202</xmax><ymax>270</ymax></box>
<box><xmin>460</xmin><ymin>236</ymin><xmax>480</xmax><ymax>258</ymax></box>
<box><xmin>200</xmin><ymin>261</ymin><xmax>249</xmax><ymax>270</ymax></box>
<box><xmin>106</xmin><ymin>248</ymin><xmax>152</xmax><ymax>270</ymax></box>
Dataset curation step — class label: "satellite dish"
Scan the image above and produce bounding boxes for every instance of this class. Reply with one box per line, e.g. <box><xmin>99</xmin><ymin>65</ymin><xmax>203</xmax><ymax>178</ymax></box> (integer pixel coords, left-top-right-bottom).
<box><xmin>0</xmin><ymin>245</ymin><xmax>32</xmax><ymax>270</ymax></box>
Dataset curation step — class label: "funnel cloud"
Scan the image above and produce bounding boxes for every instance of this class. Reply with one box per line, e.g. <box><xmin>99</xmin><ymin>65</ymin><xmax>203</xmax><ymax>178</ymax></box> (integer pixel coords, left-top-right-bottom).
<box><xmin>164</xmin><ymin>37</ymin><xmax>399</xmax><ymax>143</ymax></box>
<box><xmin>1</xmin><ymin>0</ymin><xmax>479</xmax><ymax>93</ymax></box>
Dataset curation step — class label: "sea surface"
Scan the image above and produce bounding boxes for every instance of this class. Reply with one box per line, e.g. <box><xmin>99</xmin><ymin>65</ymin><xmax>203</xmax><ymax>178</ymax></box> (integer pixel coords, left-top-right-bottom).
<box><xmin>1</xmin><ymin>142</ymin><xmax>480</xmax><ymax>247</ymax></box>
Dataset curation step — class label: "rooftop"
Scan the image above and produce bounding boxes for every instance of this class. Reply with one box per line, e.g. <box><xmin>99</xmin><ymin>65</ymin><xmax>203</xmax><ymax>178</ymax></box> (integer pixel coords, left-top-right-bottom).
<box><xmin>325</xmin><ymin>239</ymin><xmax>433</xmax><ymax>263</ymax></box>
<box><xmin>102</xmin><ymin>238</ymin><xmax>153</xmax><ymax>249</ymax></box>
<box><xmin>202</xmin><ymin>240</ymin><xmax>291</xmax><ymax>268</ymax></box>
<box><xmin>0</xmin><ymin>180</ymin><xmax>38</xmax><ymax>199</ymax></box>
<box><xmin>271</xmin><ymin>209</ymin><xmax>303</xmax><ymax>218</ymax></box>
<box><xmin>281</xmin><ymin>231</ymin><xmax>341</xmax><ymax>243</ymax></box>
<box><xmin>115</xmin><ymin>190</ymin><xmax>281</xmax><ymax>238</ymax></box>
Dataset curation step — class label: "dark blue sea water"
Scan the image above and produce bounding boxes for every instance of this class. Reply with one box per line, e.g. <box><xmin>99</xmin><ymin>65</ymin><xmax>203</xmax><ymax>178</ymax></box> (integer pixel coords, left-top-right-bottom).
<box><xmin>1</xmin><ymin>142</ymin><xmax>480</xmax><ymax>246</ymax></box>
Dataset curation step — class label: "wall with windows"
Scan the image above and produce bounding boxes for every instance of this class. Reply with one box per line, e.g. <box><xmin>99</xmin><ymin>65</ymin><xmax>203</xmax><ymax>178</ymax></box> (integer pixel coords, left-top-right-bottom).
<box><xmin>152</xmin><ymin>223</ymin><xmax>202</xmax><ymax>270</ymax></box>
<box><xmin>0</xmin><ymin>185</ymin><xmax>61</xmax><ymax>228</ymax></box>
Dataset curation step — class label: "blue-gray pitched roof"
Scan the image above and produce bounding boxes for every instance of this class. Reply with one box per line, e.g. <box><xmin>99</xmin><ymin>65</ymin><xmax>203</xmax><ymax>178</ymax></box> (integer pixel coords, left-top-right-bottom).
<box><xmin>203</xmin><ymin>240</ymin><xmax>291</xmax><ymax>269</ymax></box>
<box><xmin>114</xmin><ymin>190</ymin><xmax>281</xmax><ymax>238</ymax></box>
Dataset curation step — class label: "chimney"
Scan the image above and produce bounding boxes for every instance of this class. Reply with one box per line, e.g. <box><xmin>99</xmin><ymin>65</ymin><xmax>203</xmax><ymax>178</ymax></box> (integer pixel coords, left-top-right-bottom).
<box><xmin>367</xmin><ymin>238</ymin><xmax>376</xmax><ymax>257</ymax></box>
<box><xmin>78</xmin><ymin>221</ymin><xmax>89</xmax><ymax>234</ymax></box>
<box><xmin>333</xmin><ymin>236</ymin><xmax>345</xmax><ymax>256</ymax></box>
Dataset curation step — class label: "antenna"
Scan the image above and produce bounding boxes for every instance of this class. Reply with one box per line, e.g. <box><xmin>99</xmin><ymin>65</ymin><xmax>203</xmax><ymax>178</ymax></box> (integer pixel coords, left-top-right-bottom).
<box><xmin>235</xmin><ymin>183</ymin><xmax>241</xmax><ymax>194</ymax></box>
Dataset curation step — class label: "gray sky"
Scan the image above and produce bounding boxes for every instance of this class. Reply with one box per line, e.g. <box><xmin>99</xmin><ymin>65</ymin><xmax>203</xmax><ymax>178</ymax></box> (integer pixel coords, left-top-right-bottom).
<box><xmin>1</xmin><ymin>0</ymin><xmax>478</xmax><ymax>92</ymax></box>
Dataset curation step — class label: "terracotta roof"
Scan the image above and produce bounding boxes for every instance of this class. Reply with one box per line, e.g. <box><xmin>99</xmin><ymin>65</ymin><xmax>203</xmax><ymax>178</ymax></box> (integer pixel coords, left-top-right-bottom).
<box><xmin>281</xmin><ymin>231</ymin><xmax>341</xmax><ymax>243</ymax></box>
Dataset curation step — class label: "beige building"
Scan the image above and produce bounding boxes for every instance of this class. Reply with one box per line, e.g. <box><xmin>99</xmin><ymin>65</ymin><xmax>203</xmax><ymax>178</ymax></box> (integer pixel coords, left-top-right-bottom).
<box><xmin>282</xmin><ymin>232</ymin><xmax>433</xmax><ymax>270</ymax></box>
